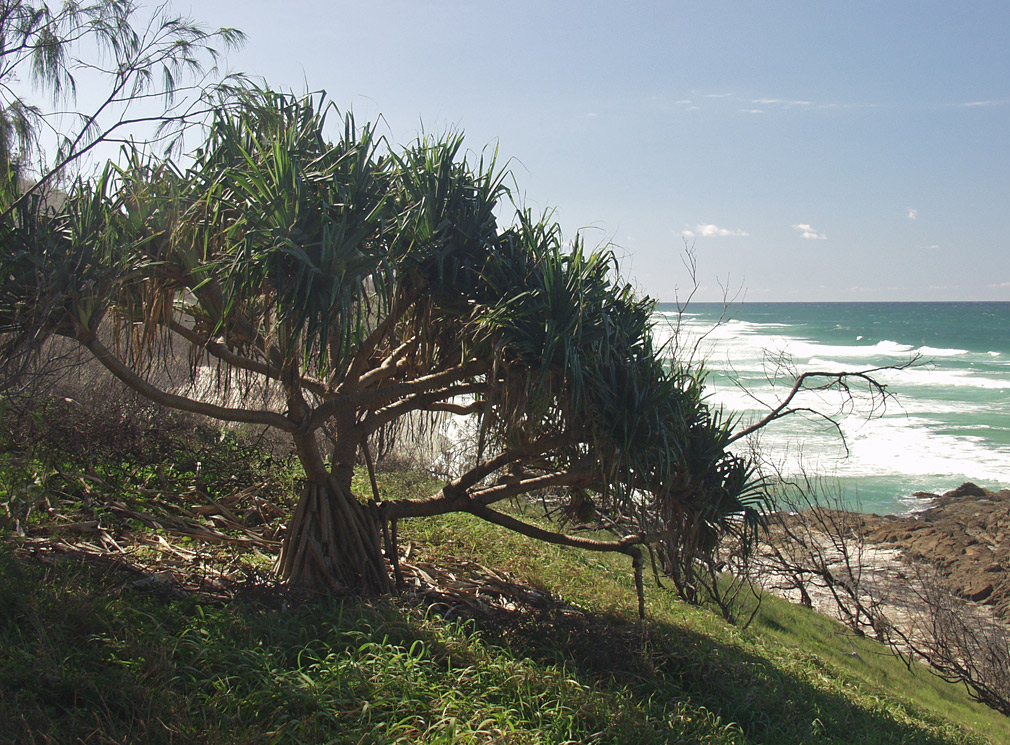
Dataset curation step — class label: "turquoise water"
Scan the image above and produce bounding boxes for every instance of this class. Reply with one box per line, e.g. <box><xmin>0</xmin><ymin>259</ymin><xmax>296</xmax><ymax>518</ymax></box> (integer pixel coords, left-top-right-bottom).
<box><xmin>653</xmin><ymin>302</ymin><xmax>1010</xmax><ymax>515</ymax></box>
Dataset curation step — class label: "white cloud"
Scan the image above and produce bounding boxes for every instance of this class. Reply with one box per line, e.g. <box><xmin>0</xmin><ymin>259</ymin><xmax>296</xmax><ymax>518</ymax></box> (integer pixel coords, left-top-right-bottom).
<box><xmin>739</xmin><ymin>109</ymin><xmax>765</xmax><ymax>115</ymax></box>
<box><xmin>816</xmin><ymin>102</ymin><xmax>879</xmax><ymax>110</ymax></box>
<box><xmin>847</xmin><ymin>285</ymin><xmax>903</xmax><ymax>294</ymax></box>
<box><xmin>907</xmin><ymin>208</ymin><xmax>918</xmax><ymax>220</ymax></box>
<box><xmin>752</xmin><ymin>98</ymin><xmax>813</xmax><ymax>107</ymax></box>
<box><xmin>989</xmin><ymin>281</ymin><xmax>1010</xmax><ymax>289</ymax></box>
<box><xmin>683</xmin><ymin>223</ymin><xmax>750</xmax><ymax>238</ymax></box>
<box><xmin>792</xmin><ymin>223</ymin><xmax>827</xmax><ymax>240</ymax></box>
<box><xmin>951</xmin><ymin>99</ymin><xmax>1010</xmax><ymax>108</ymax></box>
<box><xmin>585</xmin><ymin>112</ymin><xmax>599</xmax><ymax>118</ymax></box>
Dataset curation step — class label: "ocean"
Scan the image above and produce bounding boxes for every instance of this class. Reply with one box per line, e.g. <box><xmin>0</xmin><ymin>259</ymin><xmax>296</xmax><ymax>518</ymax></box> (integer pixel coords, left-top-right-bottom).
<box><xmin>652</xmin><ymin>302</ymin><xmax>1010</xmax><ymax>515</ymax></box>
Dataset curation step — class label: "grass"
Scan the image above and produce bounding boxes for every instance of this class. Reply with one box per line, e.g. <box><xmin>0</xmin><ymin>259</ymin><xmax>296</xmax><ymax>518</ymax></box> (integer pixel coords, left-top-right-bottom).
<box><xmin>404</xmin><ymin>508</ymin><xmax>1010</xmax><ymax>744</ymax></box>
<box><xmin>1</xmin><ymin>427</ymin><xmax>1008</xmax><ymax>743</ymax></box>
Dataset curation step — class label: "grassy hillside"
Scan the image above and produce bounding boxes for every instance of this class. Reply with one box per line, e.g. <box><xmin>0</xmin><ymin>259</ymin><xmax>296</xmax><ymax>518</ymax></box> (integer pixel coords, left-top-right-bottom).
<box><xmin>1</xmin><ymin>422</ymin><xmax>1008</xmax><ymax>743</ymax></box>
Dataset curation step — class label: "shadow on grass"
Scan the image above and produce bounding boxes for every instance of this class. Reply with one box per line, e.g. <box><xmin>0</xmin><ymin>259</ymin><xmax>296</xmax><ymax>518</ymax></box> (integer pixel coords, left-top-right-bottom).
<box><xmin>0</xmin><ymin>546</ymin><xmax>985</xmax><ymax>745</ymax></box>
<box><xmin>471</xmin><ymin>597</ymin><xmax>977</xmax><ymax>745</ymax></box>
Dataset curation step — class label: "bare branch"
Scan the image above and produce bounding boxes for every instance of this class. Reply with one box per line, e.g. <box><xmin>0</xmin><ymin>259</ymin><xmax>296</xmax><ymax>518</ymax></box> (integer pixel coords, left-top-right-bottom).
<box><xmin>80</xmin><ymin>330</ymin><xmax>296</xmax><ymax>432</ymax></box>
<box><xmin>169</xmin><ymin>320</ymin><xmax>327</xmax><ymax>396</ymax></box>
<box><xmin>310</xmin><ymin>359</ymin><xmax>489</xmax><ymax>430</ymax></box>
<box><xmin>727</xmin><ymin>360</ymin><xmax>917</xmax><ymax>445</ymax></box>
<box><xmin>470</xmin><ymin>466</ymin><xmax>595</xmax><ymax>506</ymax></box>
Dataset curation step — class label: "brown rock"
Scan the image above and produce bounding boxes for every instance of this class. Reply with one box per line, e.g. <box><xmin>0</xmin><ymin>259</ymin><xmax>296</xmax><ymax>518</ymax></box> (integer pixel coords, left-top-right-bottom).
<box><xmin>944</xmin><ymin>482</ymin><xmax>989</xmax><ymax>499</ymax></box>
<box><xmin>961</xmin><ymin>581</ymin><xmax>994</xmax><ymax>603</ymax></box>
<box><xmin>857</xmin><ymin>481</ymin><xmax>1010</xmax><ymax>620</ymax></box>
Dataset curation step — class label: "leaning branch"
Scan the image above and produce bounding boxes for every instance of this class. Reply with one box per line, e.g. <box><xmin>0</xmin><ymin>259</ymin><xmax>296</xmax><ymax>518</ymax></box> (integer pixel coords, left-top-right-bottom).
<box><xmin>454</xmin><ymin>433</ymin><xmax>575</xmax><ymax>492</ymax></box>
<box><xmin>466</xmin><ymin>502</ymin><xmax>631</xmax><ymax>553</ymax></box>
<box><xmin>379</xmin><ymin>432</ymin><xmax>576</xmax><ymax>521</ymax></box>
<box><xmin>362</xmin><ymin>382</ymin><xmax>486</xmax><ymax>435</ymax></box>
<box><xmin>423</xmin><ymin>400</ymin><xmax>484</xmax><ymax>416</ymax></box>
<box><xmin>169</xmin><ymin>321</ymin><xmax>328</xmax><ymax>396</ymax></box>
<box><xmin>470</xmin><ymin>466</ymin><xmax>595</xmax><ymax>506</ymax></box>
<box><xmin>464</xmin><ymin>502</ymin><xmax>650</xmax><ymax>619</ymax></box>
<box><xmin>81</xmin><ymin>332</ymin><xmax>298</xmax><ymax>432</ymax></box>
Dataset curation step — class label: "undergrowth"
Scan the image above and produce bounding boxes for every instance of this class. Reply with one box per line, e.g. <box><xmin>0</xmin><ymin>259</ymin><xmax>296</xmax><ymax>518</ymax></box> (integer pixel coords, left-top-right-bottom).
<box><xmin>0</xmin><ymin>397</ymin><xmax>1007</xmax><ymax>744</ymax></box>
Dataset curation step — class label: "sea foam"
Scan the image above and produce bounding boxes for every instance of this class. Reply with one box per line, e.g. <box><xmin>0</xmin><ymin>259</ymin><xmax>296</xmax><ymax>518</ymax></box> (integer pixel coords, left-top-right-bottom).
<box><xmin>664</xmin><ymin>302</ymin><xmax>1010</xmax><ymax>513</ymax></box>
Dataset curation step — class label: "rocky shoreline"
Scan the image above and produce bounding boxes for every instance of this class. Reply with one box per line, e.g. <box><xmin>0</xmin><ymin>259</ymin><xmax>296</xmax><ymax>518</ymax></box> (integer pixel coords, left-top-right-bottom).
<box><xmin>860</xmin><ymin>482</ymin><xmax>1010</xmax><ymax>620</ymax></box>
<box><xmin>754</xmin><ymin>482</ymin><xmax>1010</xmax><ymax>645</ymax></box>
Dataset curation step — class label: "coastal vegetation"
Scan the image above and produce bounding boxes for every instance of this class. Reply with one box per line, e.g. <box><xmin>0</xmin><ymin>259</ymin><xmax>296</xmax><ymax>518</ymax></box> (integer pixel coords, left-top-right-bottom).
<box><xmin>757</xmin><ymin>476</ymin><xmax>1010</xmax><ymax>718</ymax></box>
<box><xmin>1</xmin><ymin>2</ymin><xmax>1008</xmax><ymax>740</ymax></box>
<box><xmin>1</xmin><ymin>409</ymin><xmax>1007</xmax><ymax>743</ymax></box>
<box><xmin>0</xmin><ymin>83</ymin><xmax>764</xmax><ymax>602</ymax></box>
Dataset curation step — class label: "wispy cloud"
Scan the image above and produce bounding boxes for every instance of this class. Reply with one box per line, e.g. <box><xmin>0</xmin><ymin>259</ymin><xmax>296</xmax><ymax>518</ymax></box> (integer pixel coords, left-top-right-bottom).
<box><xmin>816</xmin><ymin>102</ymin><xmax>879</xmax><ymax>110</ymax></box>
<box><xmin>752</xmin><ymin>98</ymin><xmax>813</xmax><ymax>107</ymax></box>
<box><xmin>846</xmin><ymin>285</ymin><xmax>903</xmax><ymax>294</ymax></box>
<box><xmin>989</xmin><ymin>281</ymin><xmax>1010</xmax><ymax>289</ymax></box>
<box><xmin>792</xmin><ymin>223</ymin><xmax>827</xmax><ymax>240</ymax></box>
<box><xmin>671</xmin><ymin>93</ymin><xmax>873</xmax><ymax>114</ymax></box>
<box><xmin>683</xmin><ymin>223</ymin><xmax>750</xmax><ymax>238</ymax></box>
<box><xmin>907</xmin><ymin>207</ymin><xmax>918</xmax><ymax>220</ymax></box>
<box><xmin>950</xmin><ymin>99</ymin><xmax>1010</xmax><ymax>108</ymax></box>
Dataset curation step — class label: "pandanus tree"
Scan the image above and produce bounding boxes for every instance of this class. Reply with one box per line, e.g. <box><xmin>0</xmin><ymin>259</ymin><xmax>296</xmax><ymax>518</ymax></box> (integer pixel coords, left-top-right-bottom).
<box><xmin>0</xmin><ymin>88</ymin><xmax>763</xmax><ymax>604</ymax></box>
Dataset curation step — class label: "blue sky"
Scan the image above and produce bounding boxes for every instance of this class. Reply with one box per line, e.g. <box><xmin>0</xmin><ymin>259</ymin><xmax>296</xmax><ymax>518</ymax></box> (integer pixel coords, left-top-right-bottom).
<box><xmin>192</xmin><ymin>1</ymin><xmax>1009</xmax><ymax>302</ymax></box>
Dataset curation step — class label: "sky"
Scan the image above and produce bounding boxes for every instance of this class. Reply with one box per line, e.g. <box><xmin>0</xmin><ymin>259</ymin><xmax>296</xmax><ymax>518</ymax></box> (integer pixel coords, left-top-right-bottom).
<box><xmin>181</xmin><ymin>1</ymin><xmax>1010</xmax><ymax>302</ymax></box>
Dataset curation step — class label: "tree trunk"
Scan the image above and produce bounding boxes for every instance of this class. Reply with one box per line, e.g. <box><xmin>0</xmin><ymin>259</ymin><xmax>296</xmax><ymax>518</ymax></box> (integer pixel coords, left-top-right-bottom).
<box><xmin>276</xmin><ymin>474</ymin><xmax>390</xmax><ymax>594</ymax></box>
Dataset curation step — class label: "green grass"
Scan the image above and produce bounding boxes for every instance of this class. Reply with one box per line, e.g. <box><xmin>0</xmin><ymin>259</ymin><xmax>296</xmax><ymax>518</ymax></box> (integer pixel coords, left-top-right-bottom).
<box><xmin>751</xmin><ymin>589</ymin><xmax>1009</xmax><ymax>741</ymax></box>
<box><xmin>0</xmin><ymin>546</ymin><xmax>733</xmax><ymax>744</ymax></box>
<box><xmin>2</xmin><ymin>509</ymin><xmax>1008</xmax><ymax>744</ymax></box>
<box><xmin>1</xmin><ymin>437</ymin><xmax>1008</xmax><ymax>743</ymax></box>
<box><xmin>404</xmin><ymin>508</ymin><xmax>1010</xmax><ymax>744</ymax></box>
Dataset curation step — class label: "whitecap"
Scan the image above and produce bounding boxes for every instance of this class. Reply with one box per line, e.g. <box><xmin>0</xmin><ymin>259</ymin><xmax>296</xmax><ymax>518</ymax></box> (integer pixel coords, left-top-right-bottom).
<box><xmin>917</xmin><ymin>345</ymin><xmax>969</xmax><ymax>357</ymax></box>
<box><xmin>838</xmin><ymin>417</ymin><xmax>1010</xmax><ymax>482</ymax></box>
<box><xmin>742</xmin><ymin>415</ymin><xmax>1010</xmax><ymax>484</ymax></box>
<box><xmin>664</xmin><ymin>305</ymin><xmax>1010</xmax><ymax>514</ymax></box>
<box><xmin>889</xmin><ymin>367</ymin><xmax>1010</xmax><ymax>390</ymax></box>
<box><xmin>780</xmin><ymin>339</ymin><xmax>916</xmax><ymax>361</ymax></box>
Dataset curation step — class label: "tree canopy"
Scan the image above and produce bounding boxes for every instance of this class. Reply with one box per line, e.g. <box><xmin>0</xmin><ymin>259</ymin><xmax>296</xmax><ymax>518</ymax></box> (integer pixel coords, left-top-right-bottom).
<box><xmin>0</xmin><ymin>87</ymin><xmax>763</xmax><ymax>606</ymax></box>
